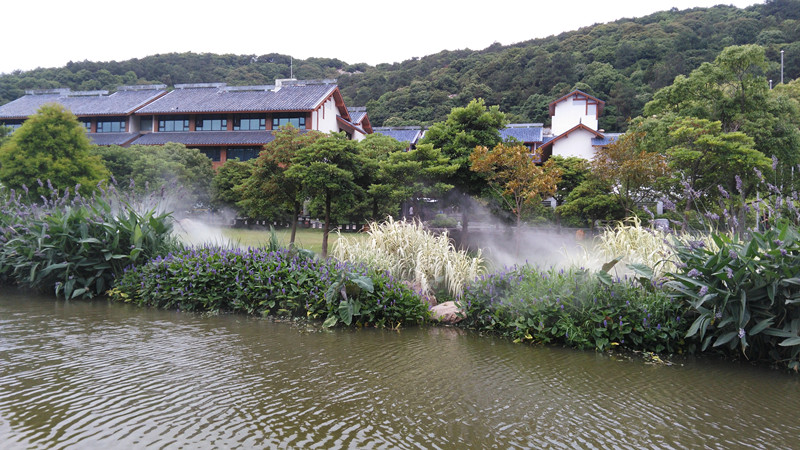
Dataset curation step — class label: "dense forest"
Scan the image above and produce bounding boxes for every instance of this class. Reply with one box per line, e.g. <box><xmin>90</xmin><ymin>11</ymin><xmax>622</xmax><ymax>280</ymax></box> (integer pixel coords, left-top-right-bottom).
<box><xmin>1</xmin><ymin>0</ymin><xmax>799</xmax><ymax>131</ymax></box>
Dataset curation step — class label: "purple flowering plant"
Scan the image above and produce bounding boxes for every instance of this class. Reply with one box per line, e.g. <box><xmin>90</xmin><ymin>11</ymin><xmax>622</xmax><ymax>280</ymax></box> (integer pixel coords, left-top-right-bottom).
<box><xmin>457</xmin><ymin>264</ymin><xmax>687</xmax><ymax>354</ymax></box>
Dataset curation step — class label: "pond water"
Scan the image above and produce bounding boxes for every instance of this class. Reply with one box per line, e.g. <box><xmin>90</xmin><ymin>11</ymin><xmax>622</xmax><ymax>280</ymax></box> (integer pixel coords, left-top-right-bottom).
<box><xmin>1</xmin><ymin>287</ymin><xmax>799</xmax><ymax>449</ymax></box>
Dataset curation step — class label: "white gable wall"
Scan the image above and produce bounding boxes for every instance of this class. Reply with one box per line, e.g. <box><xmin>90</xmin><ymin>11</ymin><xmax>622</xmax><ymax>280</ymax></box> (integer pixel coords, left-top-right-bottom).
<box><xmin>551</xmin><ymin>128</ymin><xmax>598</xmax><ymax>160</ymax></box>
<box><xmin>312</xmin><ymin>96</ymin><xmax>340</xmax><ymax>133</ymax></box>
<box><xmin>551</xmin><ymin>98</ymin><xmax>599</xmax><ymax>135</ymax></box>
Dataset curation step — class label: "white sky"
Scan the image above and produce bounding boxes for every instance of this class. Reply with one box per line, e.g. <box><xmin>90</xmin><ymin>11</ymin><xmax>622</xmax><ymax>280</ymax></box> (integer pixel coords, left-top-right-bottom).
<box><xmin>2</xmin><ymin>0</ymin><xmax>762</xmax><ymax>75</ymax></box>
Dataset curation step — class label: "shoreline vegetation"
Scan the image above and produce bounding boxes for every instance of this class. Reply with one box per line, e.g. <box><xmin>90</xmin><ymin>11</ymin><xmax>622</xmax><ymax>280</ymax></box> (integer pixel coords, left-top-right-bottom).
<box><xmin>2</xmin><ymin>183</ymin><xmax>800</xmax><ymax>373</ymax></box>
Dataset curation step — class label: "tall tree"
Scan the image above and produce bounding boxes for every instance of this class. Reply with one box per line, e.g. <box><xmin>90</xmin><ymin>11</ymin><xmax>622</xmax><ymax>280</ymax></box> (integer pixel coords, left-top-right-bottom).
<box><xmin>211</xmin><ymin>158</ymin><xmax>253</xmax><ymax>211</ymax></box>
<box><xmin>356</xmin><ymin>133</ymin><xmax>407</xmax><ymax>221</ymax></box>
<box><xmin>377</xmin><ymin>143</ymin><xmax>458</xmax><ymax>220</ymax></box>
<box><xmin>237</xmin><ymin>126</ymin><xmax>324</xmax><ymax>244</ymax></box>
<box><xmin>0</xmin><ymin>104</ymin><xmax>109</xmax><ymax>199</ymax></box>
<box><xmin>592</xmin><ymin>127</ymin><xmax>669</xmax><ymax>214</ymax></box>
<box><xmin>470</xmin><ymin>143</ymin><xmax>562</xmax><ymax>228</ymax></box>
<box><xmin>664</xmin><ymin>117</ymin><xmax>770</xmax><ymax>232</ymax></box>
<box><xmin>645</xmin><ymin>45</ymin><xmax>800</xmax><ymax>175</ymax></box>
<box><xmin>286</xmin><ymin>133</ymin><xmax>365</xmax><ymax>257</ymax></box>
<box><xmin>418</xmin><ymin>98</ymin><xmax>507</xmax><ymax>232</ymax></box>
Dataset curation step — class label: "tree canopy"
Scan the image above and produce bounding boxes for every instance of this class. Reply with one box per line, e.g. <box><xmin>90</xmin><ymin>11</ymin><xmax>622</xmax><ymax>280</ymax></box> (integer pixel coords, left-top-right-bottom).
<box><xmin>285</xmin><ymin>133</ymin><xmax>366</xmax><ymax>257</ymax></box>
<box><xmin>4</xmin><ymin>2</ymin><xmax>798</xmax><ymax>131</ymax></box>
<box><xmin>0</xmin><ymin>104</ymin><xmax>108</xmax><ymax>199</ymax></box>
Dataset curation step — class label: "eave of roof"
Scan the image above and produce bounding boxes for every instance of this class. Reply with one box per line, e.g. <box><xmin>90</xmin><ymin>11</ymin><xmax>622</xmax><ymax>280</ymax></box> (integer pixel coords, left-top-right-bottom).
<box><xmin>336</xmin><ymin>116</ymin><xmax>366</xmax><ymax>135</ymax></box>
<box><xmin>548</xmin><ymin>90</ymin><xmax>605</xmax><ymax>117</ymax></box>
<box><xmin>131</xmin><ymin>131</ymin><xmax>276</xmax><ymax>146</ymax></box>
<box><xmin>539</xmin><ymin>123</ymin><xmax>605</xmax><ymax>150</ymax></box>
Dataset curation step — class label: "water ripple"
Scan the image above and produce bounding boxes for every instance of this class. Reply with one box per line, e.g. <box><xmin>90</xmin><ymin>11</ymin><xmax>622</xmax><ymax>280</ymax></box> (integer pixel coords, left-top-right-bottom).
<box><xmin>2</xmin><ymin>290</ymin><xmax>800</xmax><ymax>448</ymax></box>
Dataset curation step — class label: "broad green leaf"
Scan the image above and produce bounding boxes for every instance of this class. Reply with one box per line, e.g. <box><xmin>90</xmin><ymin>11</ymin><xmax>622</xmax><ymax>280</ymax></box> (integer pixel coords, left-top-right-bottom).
<box><xmin>749</xmin><ymin>317</ymin><xmax>773</xmax><ymax>336</ymax></box>
<box><xmin>713</xmin><ymin>331</ymin><xmax>738</xmax><ymax>347</ymax></box>
<box><xmin>779</xmin><ymin>337</ymin><xmax>800</xmax><ymax>347</ymax></box>
<box><xmin>322</xmin><ymin>315</ymin><xmax>338</xmax><ymax>328</ymax></box>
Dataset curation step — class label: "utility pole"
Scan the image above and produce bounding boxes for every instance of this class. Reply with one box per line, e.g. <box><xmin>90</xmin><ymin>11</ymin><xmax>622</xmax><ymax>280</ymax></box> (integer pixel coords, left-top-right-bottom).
<box><xmin>781</xmin><ymin>49</ymin><xmax>784</xmax><ymax>84</ymax></box>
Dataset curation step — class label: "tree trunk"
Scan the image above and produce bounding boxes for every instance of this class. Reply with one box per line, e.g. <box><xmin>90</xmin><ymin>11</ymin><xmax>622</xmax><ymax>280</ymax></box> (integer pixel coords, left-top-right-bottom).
<box><xmin>322</xmin><ymin>190</ymin><xmax>331</xmax><ymax>258</ymax></box>
<box><xmin>289</xmin><ymin>200</ymin><xmax>301</xmax><ymax>245</ymax></box>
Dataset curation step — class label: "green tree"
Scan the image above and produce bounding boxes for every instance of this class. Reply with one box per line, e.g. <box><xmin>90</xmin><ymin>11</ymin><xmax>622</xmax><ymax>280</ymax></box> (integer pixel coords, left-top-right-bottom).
<box><xmin>556</xmin><ymin>178</ymin><xmax>625</xmax><ymax>229</ymax></box>
<box><xmin>664</xmin><ymin>117</ymin><xmax>770</xmax><ymax>232</ymax></box>
<box><xmin>237</xmin><ymin>126</ymin><xmax>324</xmax><ymax>244</ymax></box>
<box><xmin>592</xmin><ymin>128</ymin><xmax>669</xmax><ymax>213</ymax></box>
<box><xmin>0</xmin><ymin>104</ymin><xmax>109</xmax><ymax>199</ymax></box>
<box><xmin>95</xmin><ymin>142</ymin><xmax>214</xmax><ymax>207</ymax></box>
<box><xmin>549</xmin><ymin>156</ymin><xmax>591</xmax><ymax>204</ymax></box>
<box><xmin>419</xmin><ymin>98</ymin><xmax>508</xmax><ymax>232</ymax></box>
<box><xmin>357</xmin><ymin>133</ymin><xmax>407</xmax><ymax>220</ymax></box>
<box><xmin>0</xmin><ymin>125</ymin><xmax>11</xmax><ymax>147</ymax></box>
<box><xmin>377</xmin><ymin>143</ymin><xmax>457</xmax><ymax>220</ymax></box>
<box><xmin>645</xmin><ymin>45</ymin><xmax>800</xmax><ymax>175</ymax></box>
<box><xmin>211</xmin><ymin>158</ymin><xmax>253</xmax><ymax>211</ymax></box>
<box><xmin>286</xmin><ymin>133</ymin><xmax>366</xmax><ymax>257</ymax></box>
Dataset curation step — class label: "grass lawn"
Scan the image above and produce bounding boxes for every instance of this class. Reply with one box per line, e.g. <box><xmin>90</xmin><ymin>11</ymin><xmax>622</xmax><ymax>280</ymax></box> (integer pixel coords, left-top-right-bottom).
<box><xmin>220</xmin><ymin>227</ymin><xmax>366</xmax><ymax>254</ymax></box>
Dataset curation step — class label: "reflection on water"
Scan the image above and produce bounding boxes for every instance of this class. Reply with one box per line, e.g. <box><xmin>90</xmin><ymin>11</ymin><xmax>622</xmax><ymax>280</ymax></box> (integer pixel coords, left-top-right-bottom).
<box><xmin>1</xmin><ymin>287</ymin><xmax>799</xmax><ymax>449</ymax></box>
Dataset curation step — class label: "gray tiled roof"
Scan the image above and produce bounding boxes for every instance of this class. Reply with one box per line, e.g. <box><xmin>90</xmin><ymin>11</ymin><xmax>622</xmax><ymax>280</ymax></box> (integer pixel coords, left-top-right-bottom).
<box><xmin>501</xmin><ymin>125</ymin><xmax>543</xmax><ymax>143</ymax></box>
<box><xmin>137</xmin><ymin>83</ymin><xmax>338</xmax><ymax>114</ymax></box>
<box><xmin>373</xmin><ymin>128</ymin><xmax>423</xmax><ymax>144</ymax></box>
<box><xmin>347</xmin><ymin>108</ymin><xmax>368</xmax><ymax>124</ymax></box>
<box><xmin>0</xmin><ymin>88</ymin><xmax>167</xmax><ymax>119</ymax></box>
<box><xmin>131</xmin><ymin>131</ymin><xmax>275</xmax><ymax>146</ymax></box>
<box><xmin>89</xmin><ymin>133</ymin><xmax>141</xmax><ymax>146</ymax></box>
<box><xmin>592</xmin><ymin>133</ymin><xmax>623</xmax><ymax>146</ymax></box>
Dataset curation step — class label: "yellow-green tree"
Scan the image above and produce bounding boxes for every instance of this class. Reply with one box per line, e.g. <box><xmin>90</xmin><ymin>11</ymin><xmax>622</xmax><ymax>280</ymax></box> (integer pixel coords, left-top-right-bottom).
<box><xmin>470</xmin><ymin>143</ymin><xmax>561</xmax><ymax>228</ymax></box>
<box><xmin>0</xmin><ymin>104</ymin><xmax>109</xmax><ymax>199</ymax></box>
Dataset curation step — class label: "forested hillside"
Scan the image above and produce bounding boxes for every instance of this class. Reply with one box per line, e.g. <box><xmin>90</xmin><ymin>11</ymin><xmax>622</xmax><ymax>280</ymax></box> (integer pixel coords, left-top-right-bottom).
<box><xmin>1</xmin><ymin>0</ymin><xmax>798</xmax><ymax>131</ymax></box>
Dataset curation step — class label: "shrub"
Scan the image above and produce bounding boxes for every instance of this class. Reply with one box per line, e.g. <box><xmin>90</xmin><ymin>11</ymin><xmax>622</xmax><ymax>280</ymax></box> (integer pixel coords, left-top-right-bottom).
<box><xmin>0</xmin><ymin>181</ymin><xmax>180</xmax><ymax>299</ymax></box>
<box><xmin>332</xmin><ymin>217</ymin><xmax>484</xmax><ymax>299</ymax></box>
<box><xmin>428</xmin><ymin>213</ymin><xmax>457</xmax><ymax>228</ymax></box>
<box><xmin>458</xmin><ymin>265</ymin><xmax>689</xmax><ymax>354</ymax></box>
<box><xmin>665</xmin><ymin>223</ymin><xmax>800</xmax><ymax>371</ymax></box>
<box><xmin>109</xmin><ymin>245</ymin><xmax>429</xmax><ymax>328</ymax></box>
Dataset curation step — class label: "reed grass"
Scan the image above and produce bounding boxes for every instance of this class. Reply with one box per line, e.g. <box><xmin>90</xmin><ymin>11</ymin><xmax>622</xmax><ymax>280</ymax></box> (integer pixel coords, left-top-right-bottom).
<box><xmin>332</xmin><ymin>217</ymin><xmax>485</xmax><ymax>299</ymax></box>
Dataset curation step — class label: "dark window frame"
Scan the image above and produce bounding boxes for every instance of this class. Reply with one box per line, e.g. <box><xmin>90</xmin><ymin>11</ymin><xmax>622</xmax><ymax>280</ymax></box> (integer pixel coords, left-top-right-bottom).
<box><xmin>158</xmin><ymin>115</ymin><xmax>190</xmax><ymax>132</ymax></box>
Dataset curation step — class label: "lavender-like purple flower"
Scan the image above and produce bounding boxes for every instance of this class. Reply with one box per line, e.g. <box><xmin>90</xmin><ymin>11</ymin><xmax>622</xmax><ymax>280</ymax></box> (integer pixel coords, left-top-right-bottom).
<box><xmin>726</xmin><ymin>267</ymin><xmax>734</xmax><ymax>279</ymax></box>
<box><xmin>738</xmin><ymin>328</ymin><xmax>746</xmax><ymax>339</ymax></box>
<box><xmin>687</xmin><ymin>268</ymin><xmax>701</xmax><ymax>278</ymax></box>
<box><xmin>699</xmin><ymin>285</ymin><xmax>708</xmax><ymax>296</ymax></box>
<box><xmin>717</xmin><ymin>185</ymin><xmax>729</xmax><ymax>199</ymax></box>
<box><xmin>735</xmin><ymin>175</ymin><xmax>743</xmax><ymax>194</ymax></box>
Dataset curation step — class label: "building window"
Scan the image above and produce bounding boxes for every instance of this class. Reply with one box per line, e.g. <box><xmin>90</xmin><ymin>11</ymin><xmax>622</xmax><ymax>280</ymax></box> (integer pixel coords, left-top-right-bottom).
<box><xmin>196</xmin><ymin>115</ymin><xmax>227</xmax><ymax>131</ymax></box>
<box><xmin>272</xmin><ymin>114</ymin><xmax>306</xmax><ymax>129</ymax></box>
<box><xmin>201</xmin><ymin>148</ymin><xmax>222</xmax><ymax>162</ymax></box>
<box><xmin>79</xmin><ymin>119</ymin><xmax>92</xmax><ymax>132</ymax></box>
<box><xmin>227</xmin><ymin>147</ymin><xmax>261</xmax><ymax>162</ymax></box>
<box><xmin>140</xmin><ymin>117</ymin><xmax>153</xmax><ymax>132</ymax></box>
<box><xmin>158</xmin><ymin>115</ymin><xmax>190</xmax><ymax>132</ymax></box>
<box><xmin>96</xmin><ymin>117</ymin><xmax>127</xmax><ymax>133</ymax></box>
<box><xmin>1</xmin><ymin>121</ymin><xmax>23</xmax><ymax>133</ymax></box>
<box><xmin>233</xmin><ymin>114</ymin><xmax>266</xmax><ymax>131</ymax></box>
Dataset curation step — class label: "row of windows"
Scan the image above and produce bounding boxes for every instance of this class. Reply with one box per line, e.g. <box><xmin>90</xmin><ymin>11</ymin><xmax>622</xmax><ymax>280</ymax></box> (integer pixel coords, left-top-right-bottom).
<box><xmin>157</xmin><ymin>114</ymin><xmax>306</xmax><ymax>132</ymax></box>
<box><xmin>201</xmin><ymin>147</ymin><xmax>261</xmax><ymax>162</ymax></box>
<box><xmin>5</xmin><ymin>114</ymin><xmax>307</xmax><ymax>134</ymax></box>
<box><xmin>79</xmin><ymin>117</ymin><xmax>128</xmax><ymax>133</ymax></box>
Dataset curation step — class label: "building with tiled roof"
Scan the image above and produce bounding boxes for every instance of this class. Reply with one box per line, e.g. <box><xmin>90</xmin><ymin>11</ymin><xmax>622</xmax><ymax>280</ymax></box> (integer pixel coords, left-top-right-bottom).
<box><xmin>373</xmin><ymin>127</ymin><xmax>425</xmax><ymax>150</ymax></box>
<box><xmin>0</xmin><ymin>79</ymin><xmax>371</xmax><ymax>169</ymax></box>
<box><xmin>540</xmin><ymin>89</ymin><xmax>611</xmax><ymax>160</ymax></box>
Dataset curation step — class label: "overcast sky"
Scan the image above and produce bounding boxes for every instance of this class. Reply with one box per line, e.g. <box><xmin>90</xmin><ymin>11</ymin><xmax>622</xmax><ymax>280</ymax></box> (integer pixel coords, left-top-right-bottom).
<box><xmin>2</xmin><ymin>0</ymin><xmax>762</xmax><ymax>75</ymax></box>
